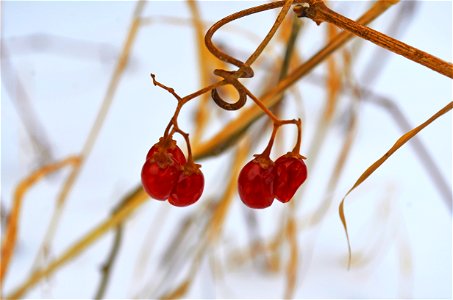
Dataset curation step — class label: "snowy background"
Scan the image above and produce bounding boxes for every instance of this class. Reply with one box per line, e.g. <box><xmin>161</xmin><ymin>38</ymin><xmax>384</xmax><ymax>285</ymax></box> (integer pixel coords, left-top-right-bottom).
<box><xmin>2</xmin><ymin>1</ymin><xmax>452</xmax><ymax>298</ymax></box>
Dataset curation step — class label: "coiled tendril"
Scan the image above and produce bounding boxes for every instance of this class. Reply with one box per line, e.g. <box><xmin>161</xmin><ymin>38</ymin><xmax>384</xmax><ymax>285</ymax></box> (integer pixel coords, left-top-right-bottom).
<box><xmin>204</xmin><ymin>0</ymin><xmax>297</xmax><ymax>110</ymax></box>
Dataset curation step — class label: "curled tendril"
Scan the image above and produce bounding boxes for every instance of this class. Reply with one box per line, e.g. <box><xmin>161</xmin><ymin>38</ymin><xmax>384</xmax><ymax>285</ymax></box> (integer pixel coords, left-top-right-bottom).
<box><xmin>205</xmin><ymin>0</ymin><xmax>300</xmax><ymax>111</ymax></box>
<box><xmin>210</xmin><ymin>69</ymin><xmax>251</xmax><ymax>111</ymax></box>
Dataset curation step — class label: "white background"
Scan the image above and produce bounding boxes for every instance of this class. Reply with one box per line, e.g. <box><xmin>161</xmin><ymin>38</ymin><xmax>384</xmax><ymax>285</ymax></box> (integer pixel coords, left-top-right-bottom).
<box><xmin>2</xmin><ymin>1</ymin><xmax>452</xmax><ymax>298</ymax></box>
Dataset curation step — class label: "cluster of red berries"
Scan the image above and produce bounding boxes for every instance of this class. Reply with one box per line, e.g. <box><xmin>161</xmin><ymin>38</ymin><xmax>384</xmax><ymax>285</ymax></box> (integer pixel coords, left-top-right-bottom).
<box><xmin>141</xmin><ymin>138</ymin><xmax>307</xmax><ymax>209</ymax></box>
<box><xmin>238</xmin><ymin>152</ymin><xmax>307</xmax><ymax>209</ymax></box>
<box><xmin>141</xmin><ymin>137</ymin><xmax>204</xmax><ymax>207</ymax></box>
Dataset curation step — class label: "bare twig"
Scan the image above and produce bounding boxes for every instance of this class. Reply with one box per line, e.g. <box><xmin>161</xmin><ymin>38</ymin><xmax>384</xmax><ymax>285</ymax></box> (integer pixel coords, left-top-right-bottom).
<box><xmin>294</xmin><ymin>0</ymin><xmax>453</xmax><ymax>78</ymax></box>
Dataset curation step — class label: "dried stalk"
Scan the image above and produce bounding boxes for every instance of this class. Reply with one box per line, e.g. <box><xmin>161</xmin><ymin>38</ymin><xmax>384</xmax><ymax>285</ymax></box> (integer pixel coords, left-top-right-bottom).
<box><xmin>6</xmin><ymin>188</ymin><xmax>148</xmax><ymax>299</ymax></box>
<box><xmin>31</xmin><ymin>0</ymin><xmax>147</xmax><ymax>273</ymax></box>
<box><xmin>294</xmin><ymin>0</ymin><xmax>453</xmax><ymax>78</ymax></box>
<box><xmin>339</xmin><ymin>101</ymin><xmax>453</xmax><ymax>268</ymax></box>
<box><xmin>0</xmin><ymin>157</ymin><xmax>80</xmax><ymax>286</ymax></box>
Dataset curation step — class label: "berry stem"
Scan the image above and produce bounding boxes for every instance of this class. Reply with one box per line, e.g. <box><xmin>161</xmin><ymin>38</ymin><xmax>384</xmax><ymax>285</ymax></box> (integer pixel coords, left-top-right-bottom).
<box><xmin>152</xmin><ymin>0</ymin><xmax>307</xmax><ymax>161</ymax></box>
<box><xmin>180</xmin><ymin>81</ymin><xmax>225</xmax><ymax>105</ymax></box>
<box><xmin>241</xmin><ymin>83</ymin><xmax>280</xmax><ymax>123</ymax></box>
<box><xmin>260</xmin><ymin>117</ymin><xmax>302</xmax><ymax>158</ymax></box>
<box><xmin>151</xmin><ymin>74</ymin><xmax>224</xmax><ymax>140</ymax></box>
<box><xmin>174</xmin><ymin>127</ymin><xmax>194</xmax><ymax>162</ymax></box>
<box><xmin>151</xmin><ymin>73</ymin><xmax>183</xmax><ymax>102</ymax></box>
<box><xmin>260</xmin><ymin>124</ymin><xmax>278</xmax><ymax>158</ymax></box>
<box><xmin>292</xmin><ymin>118</ymin><xmax>302</xmax><ymax>154</ymax></box>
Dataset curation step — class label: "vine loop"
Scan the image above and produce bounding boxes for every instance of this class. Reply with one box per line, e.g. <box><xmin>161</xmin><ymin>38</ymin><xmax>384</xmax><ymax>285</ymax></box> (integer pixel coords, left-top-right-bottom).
<box><xmin>211</xmin><ymin>68</ymin><xmax>253</xmax><ymax>111</ymax></box>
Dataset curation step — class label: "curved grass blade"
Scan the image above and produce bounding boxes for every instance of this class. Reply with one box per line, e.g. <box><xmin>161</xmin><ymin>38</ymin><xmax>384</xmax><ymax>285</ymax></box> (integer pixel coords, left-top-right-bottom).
<box><xmin>339</xmin><ymin>101</ymin><xmax>453</xmax><ymax>269</ymax></box>
<box><xmin>0</xmin><ymin>156</ymin><xmax>80</xmax><ymax>285</ymax></box>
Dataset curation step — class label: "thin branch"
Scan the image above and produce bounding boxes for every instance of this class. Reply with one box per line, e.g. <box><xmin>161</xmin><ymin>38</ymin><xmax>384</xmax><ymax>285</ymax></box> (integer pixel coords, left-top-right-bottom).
<box><xmin>294</xmin><ymin>0</ymin><xmax>453</xmax><ymax>78</ymax></box>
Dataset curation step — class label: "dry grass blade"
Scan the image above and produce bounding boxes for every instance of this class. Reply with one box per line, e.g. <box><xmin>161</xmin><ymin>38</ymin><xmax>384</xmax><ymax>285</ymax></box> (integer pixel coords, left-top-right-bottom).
<box><xmin>32</xmin><ymin>0</ymin><xmax>147</xmax><ymax>273</ymax></box>
<box><xmin>94</xmin><ymin>222</ymin><xmax>124</xmax><ymax>299</ymax></box>
<box><xmin>284</xmin><ymin>217</ymin><xmax>298</xmax><ymax>299</ymax></box>
<box><xmin>309</xmin><ymin>49</ymin><xmax>356</xmax><ymax>226</ymax></box>
<box><xmin>156</xmin><ymin>141</ymin><xmax>248</xmax><ymax>299</ymax></box>
<box><xmin>0</xmin><ymin>156</ymin><xmax>80</xmax><ymax>286</ymax></box>
<box><xmin>324</xmin><ymin>23</ymin><xmax>341</xmax><ymax>122</ymax></box>
<box><xmin>187</xmin><ymin>0</ymin><xmax>213</xmax><ymax>146</ymax></box>
<box><xmin>208</xmin><ymin>139</ymin><xmax>249</xmax><ymax>242</ymax></box>
<box><xmin>339</xmin><ymin>101</ymin><xmax>453</xmax><ymax>269</ymax></box>
<box><xmin>158</xmin><ymin>252</ymin><xmax>204</xmax><ymax>300</ymax></box>
<box><xmin>160</xmin><ymin>279</ymin><xmax>191</xmax><ymax>300</ymax></box>
<box><xmin>1</xmin><ymin>47</ymin><xmax>54</xmax><ymax>166</ymax></box>
<box><xmin>6</xmin><ymin>188</ymin><xmax>149</xmax><ymax>299</ymax></box>
<box><xmin>364</xmin><ymin>93</ymin><xmax>452</xmax><ymax>210</ymax></box>
<box><xmin>360</xmin><ymin>2</ymin><xmax>417</xmax><ymax>84</ymax></box>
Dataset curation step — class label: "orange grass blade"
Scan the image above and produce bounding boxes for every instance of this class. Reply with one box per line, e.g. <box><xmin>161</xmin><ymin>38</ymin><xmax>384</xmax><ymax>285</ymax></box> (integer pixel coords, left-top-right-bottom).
<box><xmin>160</xmin><ymin>279</ymin><xmax>191</xmax><ymax>300</ymax></box>
<box><xmin>0</xmin><ymin>156</ymin><xmax>80</xmax><ymax>285</ymax></box>
<box><xmin>339</xmin><ymin>101</ymin><xmax>453</xmax><ymax>269</ymax></box>
<box><xmin>31</xmin><ymin>0</ymin><xmax>147</xmax><ymax>274</ymax></box>
<box><xmin>158</xmin><ymin>142</ymin><xmax>248</xmax><ymax>299</ymax></box>
<box><xmin>6</xmin><ymin>188</ymin><xmax>149</xmax><ymax>299</ymax></box>
<box><xmin>284</xmin><ymin>217</ymin><xmax>298</xmax><ymax>299</ymax></box>
<box><xmin>187</xmin><ymin>0</ymin><xmax>213</xmax><ymax>146</ymax></box>
<box><xmin>208</xmin><ymin>139</ymin><xmax>249</xmax><ymax>241</ymax></box>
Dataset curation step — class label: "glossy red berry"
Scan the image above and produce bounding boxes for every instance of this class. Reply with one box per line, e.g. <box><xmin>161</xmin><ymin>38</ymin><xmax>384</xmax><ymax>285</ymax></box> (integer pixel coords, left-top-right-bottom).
<box><xmin>238</xmin><ymin>156</ymin><xmax>275</xmax><ymax>209</ymax></box>
<box><xmin>273</xmin><ymin>153</ymin><xmax>307</xmax><ymax>203</ymax></box>
<box><xmin>141</xmin><ymin>159</ymin><xmax>181</xmax><ymax>200</ymax></box>
<box><xmin>146</xmin><ymin>138</ymin><xmax>186</xmax><ymax>165</ymax></box>
<box><xmin>141</xmin><ymin>138</ymin><xmax>186</xmax><ymax>200</ymax></box>
<box><xmin>169</xmin><ymin>164</ymin><xmax>204</xmax><ymax>207</ymax></box>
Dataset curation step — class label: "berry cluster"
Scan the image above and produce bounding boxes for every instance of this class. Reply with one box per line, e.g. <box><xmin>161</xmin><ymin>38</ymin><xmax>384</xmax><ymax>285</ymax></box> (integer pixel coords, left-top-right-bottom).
<box><xmin>140</xmin><ymin>75</ymin><xmax>308</xmax><ymax>209</ymax></box>
<box><xmin>238</xmin><ymin>151</ymin><xmax>307</xmax><ymax>209</ymax></box>
<box><xmin>141</xmin><ymin>137</ymin><xmax>204</xmax><ymax>207</ymax></box>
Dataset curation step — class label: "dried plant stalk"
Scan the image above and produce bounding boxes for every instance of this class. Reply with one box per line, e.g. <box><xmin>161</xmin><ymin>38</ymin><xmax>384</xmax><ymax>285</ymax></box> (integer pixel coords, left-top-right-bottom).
<box><xmin>339</xmin><ymin>101</ymin><xmax>453</xmax><ymax>268</ymax></box>
<box><xmin>6</xmin><ymin>188</ymin><xmax>148</xmax><ymax>299</ymax></box>
<box><xmin>294</xmin><ymin>0</ymin><xmax>453</xmax><ymax>78</ymax></box>
<box><xmin>32</xmin><ymin>0</ymin><xmax>147</xmax><ymax>273</ymax></box>
<box><xmin>1</xmin><ymin>156</ymin><xmax>80</xmax><ymax>285</ymax></box>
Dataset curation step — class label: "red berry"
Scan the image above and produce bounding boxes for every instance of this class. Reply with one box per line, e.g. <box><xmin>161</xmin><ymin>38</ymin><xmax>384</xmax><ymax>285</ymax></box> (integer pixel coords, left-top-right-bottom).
<box><xmin>141</xmin><ymin>138</ymin><xmax>186</xmax><ymax>200</ymax></box>
<box><xmin>238</xmin><ymin>156</ymin><xmax>275</xmax><ymax>209</ymax></box>
<box><xmin>141</xmin><ymin>159</ymin><xmax>181</xmax><ymax>200</ymax></box>
<box><xmin>169</xmin><ymin>165</ymin><xmax>204</xmax><ymax>207</ymax></box>
<box><xmin>146</xmin><ymin>138</ymin><xmax>186</xmax><ymax>165</ymax></box>
<box><xmin>273</xmin><ymin>153</ymin><xmax>307</xmax><ymax>203</ymax></box>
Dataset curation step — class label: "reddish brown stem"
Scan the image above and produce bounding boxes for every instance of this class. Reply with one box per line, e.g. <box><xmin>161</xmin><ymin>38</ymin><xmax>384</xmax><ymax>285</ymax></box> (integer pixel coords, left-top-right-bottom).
<box><xmin>151</xmin><ymin>73</ymin><xmax>182</xmax><ymax>102</ymax></box>
<box><xmin>291</xmin><ymin>119</ymin><xmax>302</xmax><ymax>154</ymax></box>
<box><xmin>294</xmin><ymin>0</ymin><xmax>453</xmax><ymax>78</ymax></box>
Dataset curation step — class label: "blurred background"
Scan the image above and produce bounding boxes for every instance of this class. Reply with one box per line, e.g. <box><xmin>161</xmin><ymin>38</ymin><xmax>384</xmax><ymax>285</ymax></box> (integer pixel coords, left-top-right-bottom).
<box><xmin>1</xmin><ymin>1</ymin><xmax>452</xmax><ymax>298</ymax></box>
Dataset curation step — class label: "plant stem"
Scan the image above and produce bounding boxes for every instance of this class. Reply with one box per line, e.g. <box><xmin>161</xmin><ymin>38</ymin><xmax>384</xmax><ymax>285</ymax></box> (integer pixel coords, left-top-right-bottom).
<box><xmin>195</xmin><ymin>0</ymin><xmax>399</xmax><ymax>160</ymax></box>
<box><xmin>294</xmin><ymin>0</ymin><xmax>453</xmax><ymax>78</ymax></box>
